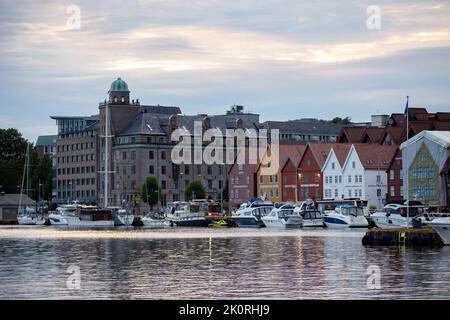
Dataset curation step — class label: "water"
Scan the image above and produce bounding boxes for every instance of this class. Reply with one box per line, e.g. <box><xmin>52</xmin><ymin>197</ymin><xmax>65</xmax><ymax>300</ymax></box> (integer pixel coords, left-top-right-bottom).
<box><xmin>0</xmin><ymin>226</ymin><xmax>449</xmax><ymax>300</ymax></box>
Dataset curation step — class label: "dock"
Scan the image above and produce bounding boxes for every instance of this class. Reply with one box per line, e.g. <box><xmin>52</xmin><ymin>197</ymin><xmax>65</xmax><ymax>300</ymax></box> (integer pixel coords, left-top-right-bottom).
<box><xmin>362</xmin><ymin>227</ymin><xmax>443</xmax><ymax>246</ymax></box>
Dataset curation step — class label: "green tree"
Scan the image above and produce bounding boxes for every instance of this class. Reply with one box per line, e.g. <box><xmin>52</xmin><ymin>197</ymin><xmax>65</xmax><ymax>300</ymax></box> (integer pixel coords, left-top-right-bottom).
<box><xmin>140</xmin><ymin>176</ymin><xmax>161</xmax><ymax>210</ymax></box>
<box><xmin>0</xmin><ymin>128</ymin><xmax>29</xmax><ymax>194</ymax></box>
<box><xmin>185</xmin><ymin>180</ymin><xmax>206</xmax><ymax>200</ymax></box>
<box><xmin>331</xmin><ymin>116</ymin><xmax>352</xmax><ymax>125</ymax></box>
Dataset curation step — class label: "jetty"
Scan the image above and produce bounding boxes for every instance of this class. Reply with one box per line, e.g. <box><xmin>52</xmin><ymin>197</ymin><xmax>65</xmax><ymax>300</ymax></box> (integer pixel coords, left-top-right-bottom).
<box><xmin>362</xmin><ymin>227</ymin><xmax>443</xmax><ymax>246</ymax></box>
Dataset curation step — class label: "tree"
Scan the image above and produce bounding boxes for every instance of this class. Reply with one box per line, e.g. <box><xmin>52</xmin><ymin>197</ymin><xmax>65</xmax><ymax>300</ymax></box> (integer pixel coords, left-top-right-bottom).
<box><xmin>31</xmin><ymin>154</ymin><xmax>52</xmax><ymax>201</ymax></box>
<box><xmin>331</xmin><ymin>116</ymin><xmax>352</xmax><ymax>125</ymax></box>
<box><xmin>185</xmin><ymin>180</ymin><xmax>206</xmax><ymax>200</ymax></box>
<box><xmin>140</xmin><ymin>176</ymin><xmax>161</xmax><ymax>210</ymax></box>
<box><xmin>0</xmin><ymin>128</ymin><xmax>29</xmax><ymax>194</ymax></box>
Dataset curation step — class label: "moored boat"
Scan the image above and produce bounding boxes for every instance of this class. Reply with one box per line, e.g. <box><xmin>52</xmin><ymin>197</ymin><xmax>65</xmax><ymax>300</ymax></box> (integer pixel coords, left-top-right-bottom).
<box><xmin>427</xmin><ymin>217</ymin><xmax>450</xmax><ymax>245</ymax></box>
<box><xmin>262</xmin><ymin>204</ymin><xmax>302</xmax><ymax>228</ymax></box>
<box><xmin>164</xmin><ymin>201</ymin><xmax>209</xmax><ymax>227</ymax></box>
<box><xmin>66</xmin><ymin>206</ymin><xmax>114</xmax><ymax>227</ymax></box>
<box><xmin>370</xmin><ymin>201</ymin><xmax>425</xmax><ymax>229</ymax></box>
<box><xmin>231</xmin><ymin>198</ymin><xmax>273</xmax><ymax>228</ymax></box>
<box><xmin>323</xmin><ymin>204</ymin><xmax>368</xmax><ymax>228</ymax></box>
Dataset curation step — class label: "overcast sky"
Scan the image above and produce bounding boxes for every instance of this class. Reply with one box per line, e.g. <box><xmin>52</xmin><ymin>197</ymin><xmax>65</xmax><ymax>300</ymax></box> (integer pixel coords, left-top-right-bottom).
<box><xmin>0</xmin><ymin>0</ymin><xmax>449</xmax><ymax>142</ymax></box>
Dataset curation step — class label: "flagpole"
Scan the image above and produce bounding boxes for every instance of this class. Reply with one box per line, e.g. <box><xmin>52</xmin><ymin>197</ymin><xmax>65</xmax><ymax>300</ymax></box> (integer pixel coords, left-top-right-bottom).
<box><xmin>405</xmin><ymin>96</ymin><xmax>409</xmax><ymax>228</ymax></box>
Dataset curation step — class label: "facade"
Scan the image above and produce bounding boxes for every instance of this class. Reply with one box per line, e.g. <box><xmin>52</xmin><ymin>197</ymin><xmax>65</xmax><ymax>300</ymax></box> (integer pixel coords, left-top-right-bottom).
<box><xmin>256</xmin><ymin>144</ymin><xmax>305</xmax><ymax>203</ymax></box>
<box><xmin>400</xmin><ymin>131</ymin><xmax>450</xmax><ymax>207</ymax></box>
<box><xmin>322</xmin><ymin>144</ymin><xmax>397</xmax><ymax>208</ymax></box>
<box><xmin>386</xmin><ymin>148</ymin><xmax>404</xmax><ymax>203</ymax></box>
<box><xmin>228</xmin><ymin>149</ymin><xmax>257</xmax><ymax>209</ymax></box>
<box><xmin>50</xmin><ymin>115</ymin><xmax>99</xmax><ymax>204</ymax></box>
<box><xmin>0</xmin><ymin>194</ymin><xmax>35</xmax><ymax>222</ymax></box>
<box><xmin>296</xmin><ymin>143</ymin><xmax>335</xmax><ymax>202</ymax></box>
<box><xmin>35</xmin><ymin>135</ymin><xmax>58</xmax><ymax>200</ymax></box>
<box><xmin>321</xmin><ymin>144</ymin><xmax>352</xmax><ymax>200</ymax></box>
<box><xmin>281</xmin><ymin>157</ymin><xmax>299</xmax><ymax>202</ymax></box>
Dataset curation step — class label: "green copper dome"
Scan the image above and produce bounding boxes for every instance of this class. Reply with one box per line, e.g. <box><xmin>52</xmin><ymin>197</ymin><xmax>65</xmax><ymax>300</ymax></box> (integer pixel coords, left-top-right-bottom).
<box><xmin>110</xmin><ymin>77</ymin><xmax>129</xmax><ymax>92</ymax></box>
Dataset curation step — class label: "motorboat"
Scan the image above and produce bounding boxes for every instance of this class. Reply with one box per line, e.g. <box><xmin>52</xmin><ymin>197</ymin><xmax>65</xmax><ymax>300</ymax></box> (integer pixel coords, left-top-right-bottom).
<box><xmin>427</xmin><ymin>217</ymin><xmax>450</xmax><ymax>245</ymax></box>
<box><xmin>231</xmin><ymin>198</ymin><xmax>273</xmax><ymax>228</ymax></box>
<box><xmin>299</xmin><ymin>209</ymin><xmax>324</xmax><ymax>227</ymax></box>
<box><xmin>262</xmin><ymin>204</ymin><xmax>302</xmax><ymax>228</ymax></box>
<box><xmin>141</xmin><ymin>215</ymin><xmax>173</xmax><ymax>227</ymax></box>
<box><xmin>164</xmin><ymin>201</ymin><xmax>209</xmax><ymax>227</ymax></box>
<box><xmin>65</xmin><ymin>206</ymin><xmax>114</xmax><ymax>227</ymax></box>
<box><xmin>111</xmin><ymin>208</ymin><xmax>134</xmax><ymax>226</ymax></box>
<box><xmin>48</xmin><ymin>203</ymin><xmax>80</xmax><ymax>225</ymax></box>
<box><xmin>323</xmin><ymin>204</ymin><xmax>369</xmax><ymax>228</ymax></box>
<box><xmin>293</xmin><ymin>200</ymin><xmax>324</xmax><ymax>227</ymax></box>
<box><xmin>370</xmin><ymin>201</ymin><xmax>425</xmax><ymax>229</ymax></box>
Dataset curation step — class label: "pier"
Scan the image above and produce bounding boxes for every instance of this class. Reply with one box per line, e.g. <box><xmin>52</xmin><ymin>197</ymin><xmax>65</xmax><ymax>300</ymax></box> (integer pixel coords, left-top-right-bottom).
<box><xmin>362</xmin><ymin>227</ymin><xmax>443</xmax><ymax>246</ymax></box>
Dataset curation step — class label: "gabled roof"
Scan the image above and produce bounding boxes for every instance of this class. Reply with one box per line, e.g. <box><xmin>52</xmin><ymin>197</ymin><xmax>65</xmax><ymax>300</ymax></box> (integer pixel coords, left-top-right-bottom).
<box><xmin>258</xmin><ymin>144</ymin><xmax>306</xmax><ymax>173</ymax></box>
<box><xmin>409</xmin><ymin>122</ymin><xmax>433</xmax><ymax>135</ymax></box>
<box><xmin>345</xmin><ymin>144</ymin><xmax>398</xmax><ymax>170</ymax></box>
<box><xmin>338</xmin><ymin>127</ymin><xmax>366</xmax><ymax>143</ymax></box>
<box><xmin>432</xmin><ymin>121</ymin><xmax>450</xmax><ymax>131</ymax></box>
<box><xmin>434</xmin><ymin>112</ymin><xmax>450</xmax><ymax>121</ymax></box>
<box><xmin>386</xmin><ymin>147</ymin><xmax>401</xmax><ymax>171</ymax></box>
<box><xmin>362</xmin><ymin>127</ymin><xmax>385</xmax><ymax>144</ymax></box>
<box><xmin>389</xmin><ymin>113</ymin><xmax>406</xmax><ymax>127</ymax></box>
<box><xmin>321</xmin><ymin>143</ymin><xmax>352</xmax><ymax>171</ymax></box>
<box><xmin>298</xmin><ymin>142</ymin><xmax>335</xmax><ymax>169</ymax></box>
<box><xmin>382</xmin><ymin>127</ymin><xmax>405</xmax><ymax>145</ymax></box>
<box><xmin>401</xmin><ymin>130</ymin><xmax>450</xmax><ymax>150</ymax></box>
<box><xmin>260</xmin><ymin>119</ymin><xmax>341</xmax><ymax>135</ymax></box>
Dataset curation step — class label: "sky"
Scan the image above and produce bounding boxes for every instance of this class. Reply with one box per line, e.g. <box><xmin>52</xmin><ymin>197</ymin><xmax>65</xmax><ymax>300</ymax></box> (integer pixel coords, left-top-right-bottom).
<box><xmin>0</xmin><ymin>0</ymin><xmax>449</xmax><ymax>142</ymax></box>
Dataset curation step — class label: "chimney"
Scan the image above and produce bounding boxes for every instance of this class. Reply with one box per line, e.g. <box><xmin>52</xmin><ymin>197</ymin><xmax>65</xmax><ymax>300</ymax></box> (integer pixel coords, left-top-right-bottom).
<box><xmin>371</xmin><ymin>115</ymin><xmax>389</xmax><ymax>127</ymax></box>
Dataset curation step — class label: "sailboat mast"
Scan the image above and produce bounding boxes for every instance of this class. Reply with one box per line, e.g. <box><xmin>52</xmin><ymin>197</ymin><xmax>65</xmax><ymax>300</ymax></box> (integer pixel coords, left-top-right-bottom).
<box><xmin>18</xmin><ymin>144</ymin><xmax>28</xmax><ymax>215</ymax></box>
<box><xmin>104</xmin><ymin>103</ymin><xmax>110</xmax><ymax>208</ymax></box>
<box><xmin>405</xmin><ymin>96</ymin><xmax>409</xmax><ymax>227</ymax></box>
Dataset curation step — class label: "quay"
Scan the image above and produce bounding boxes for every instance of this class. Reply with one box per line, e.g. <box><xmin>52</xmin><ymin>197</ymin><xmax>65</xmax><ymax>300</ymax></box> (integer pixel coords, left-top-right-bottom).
<box><xmin>362</xmin><ymin>227</ymin><xmax>443</xmax><ymax>246</ymax></box>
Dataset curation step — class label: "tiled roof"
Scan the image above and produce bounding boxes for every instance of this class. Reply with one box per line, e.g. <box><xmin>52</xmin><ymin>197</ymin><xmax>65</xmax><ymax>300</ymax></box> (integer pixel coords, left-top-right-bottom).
<box><xmin>332</xmin><ymin>143</ymin><xmax>352</xmax><ymax>167</ymax></box>
<box><xmin>261</xmin><ymin>120</ymin><xmax>341</xmax><ymax>135</ymax></box>
<box><xmin>363</xmin><ymin>128</ymin><xmax>385</xmax><ymax>143</ymax></box>
<box><xmin>383</xmin><ymin>127</ymin><xmax>405</xmax><ymax>144</ymax></box>
<box><xmin>306</xmin><ymin>142</ymin><xmax>335</xmax><ymax>168</ymax></box>
<box><xmin>432</xmin><ymin>121</ymin><xmax>450</xmax><ymax>131</ymax></box>
<box><xmin>338</xmin><ymin>127</ymin><xmax>366</xmax><ymax>142</ymax></box>
<box><xmin>352</xmin><ymin>144</ymin><xmax>398</xmax><ymax>170</ymax></box>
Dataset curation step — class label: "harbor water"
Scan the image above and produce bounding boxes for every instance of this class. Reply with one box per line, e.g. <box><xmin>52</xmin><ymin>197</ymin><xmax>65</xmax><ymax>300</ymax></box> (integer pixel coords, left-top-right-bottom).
<box><xmin>0</xmin><ymin>226</ymin><xmax>449</xmax><ymax>299</ymax></box>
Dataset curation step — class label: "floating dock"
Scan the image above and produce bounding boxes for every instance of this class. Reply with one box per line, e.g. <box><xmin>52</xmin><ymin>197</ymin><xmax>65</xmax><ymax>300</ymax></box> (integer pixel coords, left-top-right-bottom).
<box><xmin>362</xmin><ymin>227</ymin><xmax>443</xmax><ymax>246</ymax></box>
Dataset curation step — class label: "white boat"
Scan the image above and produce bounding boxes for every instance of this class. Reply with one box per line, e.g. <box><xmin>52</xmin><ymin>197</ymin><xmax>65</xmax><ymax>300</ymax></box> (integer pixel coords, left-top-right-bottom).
<box><xmin>48</xmin><ymin>203</ymin><xmax>80</xmax><ymax>225</ymax></box>
<box><xmin>164</xmin><ymin>201</ymin><xmax>209</xmax><ymax>227</ymax></box>
<box><xmin>66</xmin><ymin>206</ymin><xmax>114</xmax><ymax>227</ymax></box>
<box><xmin>112</xmin><ymin>208</ymin><xmax>134</xmax><ymax>226</ymax></box>
<box><xmin>17</xmin><ymin>207</ymin><xmax>45</xmax><ymax>225</ymax></box>
<box><xmin>323</xmin><ymin>205</ymin><xmax>369</xmax><ymax>228</ymax></box>
<box><xmin>262</xmin><ymin>204</ymin><xmax>302</xmax><ymax>228</ymax></box>
<box><xmin>370</xmin><ymin>201</ymin><xmax>425</xmax><ymax>229</ymax></box>
<box><xmin>141</xmin><ymin>215</ymin><xmax>173</xmax><ymax>227</ymax></box>
<box><xmin>427</xmin><ymin>217</ymin><xmax>450</xmax><ymax>245</ymax></box>
<box><xmin>231</xmin><ymin>198</ymin><xmax>273</xmax><ymax>228</ymax></box>
<box><xmin>293</xmin><ymin>200</ymin><xmax>324</xmax><ymax>227</ymax></box>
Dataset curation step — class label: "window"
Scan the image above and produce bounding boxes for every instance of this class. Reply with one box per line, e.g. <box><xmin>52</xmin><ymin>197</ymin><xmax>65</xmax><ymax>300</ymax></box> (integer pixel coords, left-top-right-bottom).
<box><xmin>219</xmin><ymin>180</ymin><xmax>222</xmax><ymax>189</ymax></box>
<box><xmin>376</xmin><ymin>175</ymin><xmax>381</xmax><ymax>183</ymax></box>
<box><xmin>185</xmin><ymin>165</ymin><xmax>190</xmax><ymax>175</ymax></box>
<box><xmin>161</xmin><ymin>180</ymin><xmax>166</xmax><ymax>190</ymax></box>
<box><xmin>334</xmin><ymin>189</ymin><xmax>338</xmax><ymax>198</ymax></box>
<box><xmin>421</xmin><ymin>153</ymin><xmax>428</xmax><ymax>162</ymax></box>
<box><xmin>260</xmin><ymin>175</ymin><xmax>263</xmax><ymax>183</ymax></box>
<box><xmin>348</xmin><ymin>189</ymin><xmax>352</xmax><ymax>197</ymax></box>
<box><xmin>352</xmin><ymin>161</ymin><xmax>356</xmax><ymax>169</ymax></box>
<box><xmin>339</xmin><ymin>175</ymin><xmax>342</xmax><ymax>183</ymax></box>
<box><xmin>149</xmin><ymin>151</ymin><xmax>154</xmax><ymax>159</ymax></box>
<box><xmin>275</xmin><ymin>188</ymin><xmax>279</xmax><ymax>197</ymax></box>
<box><xmin>348</xmin><ymin>175</ymin><xmax>352</xmax><ymax>183</ymax></box>
<box><xmin>334</xmin><ymin>176</ymin><xmax>338</xmax><ymax>184</ymax></box>
<box><xmin>161</xmin><ymin>166</ymin><xmax>166</xmax><ymax>175</ymax></box>
<box><xmin>122</xmin><ymin>152</ymin><xmax>127</xmax><ymax>160</ymax></box>
<box><xmin>131</xmin><ymin>165</ymin><xmax>136</xmax><ymax>175</ymax></box>
<box><xmin>238</xmin><ymin>164</ymin><xmax>244</xmax><ymax>171</ymax></box>
<box><xmin>390</xmin><ymin>186</ymin><xmax>395</xmax><ymax>197</ymax></box>
<box><xmin>208</xmin><ymin>180</ymin><xmax>212</xmax><ymax>189</ymax></box>
<box><xmin>161</xmin><ymin>151</ymin><xmax>166</xmax><ymax>160</ymax></box>
<box><xmin>131</xmin><ymin>151</ymin><xmax>136</xmax><ymax>160</ymax></box>
<box><xmin>275</xmin><ymin>175</ymin><xmax>278</xmax><ymax>183</ymax></box>
<box><xmin>331</xmin><ymin>162</ymin><xmax>335</xmax><ymax>169</ymax></box>
<box><xmin>207</xmin><ymin>166</ymin><xmax>212</xmax><ymax>175</ymax></box>
<box><xmin>390</xmin><ymin>170</ymin><xmax>395</xmax><ymax>180</ymax></box>
<box><xmin>306</xmin><ymin>159</ymin><xmax>311</xmax><ymax>166</ymax></box>
<box><xmin>269</xmin><ymin>175</ymin><xmax>273</xmax><ymax>183</ymax></box>
<box><xmin>400</xmin><ymin>169</ymin><xmax>403</xmax><ymax>180</ymax></box>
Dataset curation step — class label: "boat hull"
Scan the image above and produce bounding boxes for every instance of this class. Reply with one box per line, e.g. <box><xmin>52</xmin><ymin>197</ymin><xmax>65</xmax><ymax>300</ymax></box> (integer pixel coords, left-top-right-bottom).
<box><xmin>301</xmin><ymin>219</ymin><xmax>324</xmax><ymax>227</ymax></box>
<box><xmin>231</xmin><ymin>216</ymin><xmax>265</xmax><ymax>228</ymax></box>
<box><xmin>66</xmin><ymin>216</ymin><xmax>114</xmax><ymax>227</ymax></box>
<box><xmin>371</xmin><ymin>213</ymin><xmax>411</xmax><ymax>229</ymax></box>
<box><xmin>427</xmin><ymin>218</ymin><xmax>450</xmax><ymax>245</ymax></box>
<box><xmin>114</xmin><ymin>214</ymin><xmax>134</xmax><ymax>226</ymax></box>
<box><xmin>17</xmin><ymin>215</ymin><xmax>46</xmax><ymax>225</ymax></box>
<box><xmin>48</xmin><ymin>213</ymin><xmax>68</xmax><ymax>225</ymax></box>
<box><xmin>168</xmin><ymin>217</ymin><xmax>208</xmax><ymax>227</ymax></box>
<box><xmin>323</xmin><ymin>215</ymin><xmax>350</xmax><ymax>228</ymax></box>
<box><xmin>262</xmin><ymin>216</ymin><xmax>302</xmax><ymax>229</ymax></box>
<box><xmin>141</xmin><ymin>217</ymin><xmax>173</xmax><ymax>227</ymax></box>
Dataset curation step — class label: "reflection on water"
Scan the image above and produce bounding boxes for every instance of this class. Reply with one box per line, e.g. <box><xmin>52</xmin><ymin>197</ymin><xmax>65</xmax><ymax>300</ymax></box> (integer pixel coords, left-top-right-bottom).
<box><xmin>0</xmin><ymin>226</ymin><xmax>449</xmax><ymax>299</ymax></box>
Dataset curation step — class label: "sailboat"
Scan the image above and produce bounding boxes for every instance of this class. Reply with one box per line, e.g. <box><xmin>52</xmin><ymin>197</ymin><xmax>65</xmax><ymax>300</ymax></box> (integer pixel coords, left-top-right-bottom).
<box><xmin>17</xmin><ymin>144</ymin><xmax>45</xmax><ymax>225</ymax></box>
